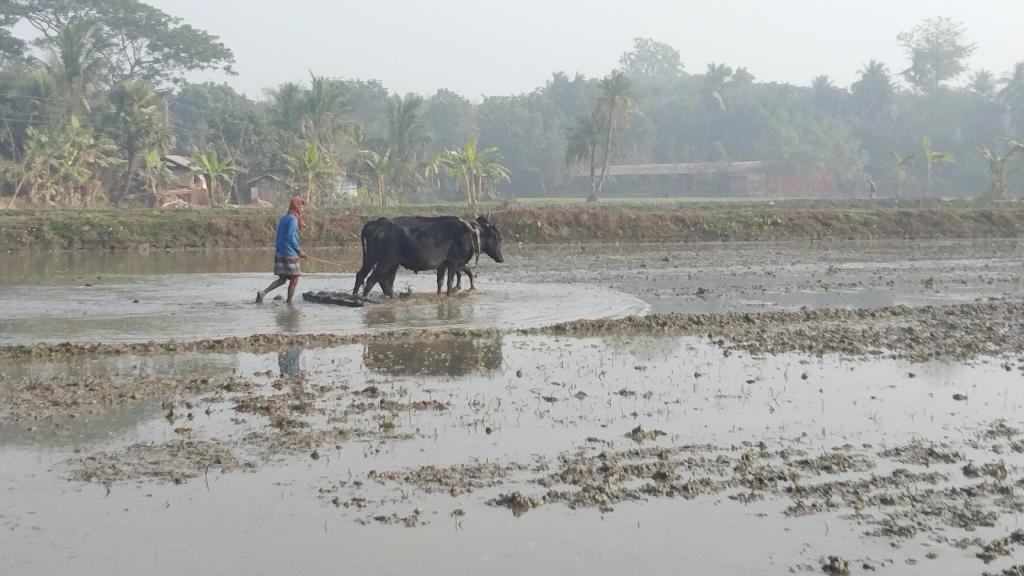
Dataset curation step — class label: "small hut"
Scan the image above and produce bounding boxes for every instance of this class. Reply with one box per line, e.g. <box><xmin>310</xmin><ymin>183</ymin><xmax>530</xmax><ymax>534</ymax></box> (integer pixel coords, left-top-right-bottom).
<box><xmin>160</xmin><ymin>155</ymin><xmax>209</xmax><ymax>206</ymax></box>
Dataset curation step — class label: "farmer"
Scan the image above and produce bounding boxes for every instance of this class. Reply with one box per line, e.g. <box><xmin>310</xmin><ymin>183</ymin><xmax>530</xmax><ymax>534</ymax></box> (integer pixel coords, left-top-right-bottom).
<box><xmin>256</xmin><ymin>196</ymin><xmax>307</xmax><ymax>304</ymax></box>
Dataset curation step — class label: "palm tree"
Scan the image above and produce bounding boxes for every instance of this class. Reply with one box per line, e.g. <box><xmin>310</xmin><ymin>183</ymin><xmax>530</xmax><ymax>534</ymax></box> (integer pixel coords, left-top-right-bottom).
<box><xmin>43</xmin><ymin>20</ymin><xmax>112</xmax><ymax>118</ymax></box>
<box><xmin>999</xmin><ymin>62</ymin><xmax>1024</xmax><ymax>138</ymax></box>
<box><xmin>970</xmin><ymin>70</ymin><xmax>996</xmax><ymax>98</ymax></box>
<box><xmin>921</xmin><ymin>136</ymin><xmax>954</xmax><ymax>199</ymax></box>
<box><xmin>284</xmin><ymin>140</ymin><xmax>336</xmax><ymax>204</ymax></box>
<box><xmin>102</xmin><ymin>81</ymin><xmax>174</xmax><ymax>203</ymax></box>
<box><xmin>301</xmin><ymin>73</ymin><xmax>350</xmax><ymax>155</ymax></box>
<box><xmin>361</xmin><ymin>149</ymin><xmax>396</xmax><ymax>206</ymax></box>
<box><xmin>190</xmin><ymin>150</ymin><xmax>242</xmax><ymax>206</ymax></box>
<box><xmin>593</xmin><ymin>70</ymin><xmax>636</xmax><ymax>200</ymax></box>
<box><xmin>851</xmin><ymin>60</ymin><xmax>897</xmax><ymax>123</ymax></box>
<box><xmin>564</xmin><ymin>116</ymin><xmax>600</xmax><ymax>198</ymax></box>
<box><xmin>977</xmin><ymin>141</ymin><xmax>1021</xmax><ymax>201</ymax></box>
<box><xmin>387</xmin><ymin>92</ymin><xmax>426</xmax><ymax>195</ymax></box>
<box><xmin>890</xmin><ymin>151</ymin><xmax>918</xmax><ymax>201</ymax></box>
<box><xmin>265</xmin><ymin>82</ymin><xmax>307</xmax><ymax>133</ymax></box>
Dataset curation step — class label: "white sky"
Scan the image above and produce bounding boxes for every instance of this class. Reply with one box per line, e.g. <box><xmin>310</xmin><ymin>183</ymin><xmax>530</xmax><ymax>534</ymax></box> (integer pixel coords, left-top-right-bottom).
<box><xmin>147</xmin><ymin>0</ymin><xmax>1024</xmax><ymax>100</ymax></box>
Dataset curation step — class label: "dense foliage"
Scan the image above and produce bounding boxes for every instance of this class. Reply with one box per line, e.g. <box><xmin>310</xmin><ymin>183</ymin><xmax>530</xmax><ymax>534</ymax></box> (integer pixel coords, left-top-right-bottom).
<box><xmin>1</xmin><ymin>2</ymin><xmax>1022</xmax><ymax>206</ymax></box>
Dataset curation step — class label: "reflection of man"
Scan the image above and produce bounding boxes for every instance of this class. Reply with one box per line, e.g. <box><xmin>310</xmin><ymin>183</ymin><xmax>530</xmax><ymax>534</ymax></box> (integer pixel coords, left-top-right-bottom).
<box><xmin>278</xmin><ymin>349</ymin><xmax>301</xmax><ymax>376</ymax></box>
<box><xmin>275</xmin><ymin>305</ymin><xmax>301</xmax><ymax>332</ymax></box>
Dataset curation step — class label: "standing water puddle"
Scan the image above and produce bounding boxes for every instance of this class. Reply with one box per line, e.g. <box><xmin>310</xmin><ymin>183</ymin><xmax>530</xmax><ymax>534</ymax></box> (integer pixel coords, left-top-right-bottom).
<box><xmin>3</xmin><ymin>334</ymin><xmax>1024</xmax><ymax>575</ymax></box>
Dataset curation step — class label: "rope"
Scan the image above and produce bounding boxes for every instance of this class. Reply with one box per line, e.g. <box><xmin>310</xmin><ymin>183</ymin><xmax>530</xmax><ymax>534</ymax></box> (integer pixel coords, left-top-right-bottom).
<box><xmin>305</xmin><ymin>256</ymin><xmax>349</xmax><ymax>270</ymax></box>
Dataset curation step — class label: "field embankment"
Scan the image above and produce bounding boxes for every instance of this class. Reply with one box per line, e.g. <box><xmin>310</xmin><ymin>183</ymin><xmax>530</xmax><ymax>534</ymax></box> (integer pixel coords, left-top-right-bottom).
<box><xmin>1</xmin><ymin>202</ymin><xmax>1022</xmax><ymax>251</ymax></box>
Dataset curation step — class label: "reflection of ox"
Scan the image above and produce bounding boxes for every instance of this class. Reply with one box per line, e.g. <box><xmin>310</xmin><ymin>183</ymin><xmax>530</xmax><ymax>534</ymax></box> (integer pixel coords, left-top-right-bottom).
<box><xmin>353</xmin><ymin>215</ymin><xmax>504</xmax><ymax>298</ymax></box>
<box><xmin>363</xmin><ymin>335</ymin><xmax>503</xmax><ymax>377</ymax></box>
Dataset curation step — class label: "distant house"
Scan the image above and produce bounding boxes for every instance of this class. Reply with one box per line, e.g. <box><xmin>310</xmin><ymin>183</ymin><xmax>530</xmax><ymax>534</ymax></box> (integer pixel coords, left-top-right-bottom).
<box><xmin>595</xmin><ymin>161</ymin><xmax>769</xmax><ymax>197</ymax></box>
<box><xmin>241</xmin><ymin>172</ymin><xmax>296</xmax><ymax>205</ymax></box>
<box><xmin>160</xmin><ymin>154</ymin><xmax>210</xmax><ymax>206</ymax></box>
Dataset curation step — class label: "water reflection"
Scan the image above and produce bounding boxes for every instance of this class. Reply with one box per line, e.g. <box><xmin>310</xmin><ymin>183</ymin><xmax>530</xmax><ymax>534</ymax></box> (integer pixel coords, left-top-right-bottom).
<box><xmin>278</xmin><ymin>349</ymin><xmax>302</xmax><ymax>376</ymax></box>
<box><xmin>436</xmin><ymin>300</ymin><xmax>462</xmax><ymax>320</ymax></box>
<box><xmin>275</xmin><ymin>305</ymin><xmax>302</xmax><ymax>332</ymax></box>
<box><xmin>364</xmin><ymin>306</ymin><xmax>397</xmax><ymax>325</ymax></box>
<box><xmin>362</xmin><ymin>335</ymin><xmax>503</xmax><ymax>377</ymax></box>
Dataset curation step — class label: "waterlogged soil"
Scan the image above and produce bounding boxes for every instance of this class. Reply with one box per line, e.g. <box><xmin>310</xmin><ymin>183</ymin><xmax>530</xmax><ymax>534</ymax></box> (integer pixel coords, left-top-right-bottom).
<box><xmin>2</xmin><ymin>239</ymin><xmax>1024</xmax><ymax>575</ymax></box>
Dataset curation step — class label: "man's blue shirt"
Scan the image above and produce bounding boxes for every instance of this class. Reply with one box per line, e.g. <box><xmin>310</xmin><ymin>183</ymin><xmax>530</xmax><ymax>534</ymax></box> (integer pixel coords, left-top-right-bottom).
<box><xmin>275</xmin><ymin>213</ymin><xmax>302</xmax><ymax>256</ymax></box>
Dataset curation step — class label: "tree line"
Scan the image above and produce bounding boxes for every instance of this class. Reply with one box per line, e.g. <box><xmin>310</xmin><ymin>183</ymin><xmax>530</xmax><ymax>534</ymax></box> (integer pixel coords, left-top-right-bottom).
<box><xmin>1</xmin><ymin>2</ymin><xmax>1022</xmax><ymax>207</ymax></box>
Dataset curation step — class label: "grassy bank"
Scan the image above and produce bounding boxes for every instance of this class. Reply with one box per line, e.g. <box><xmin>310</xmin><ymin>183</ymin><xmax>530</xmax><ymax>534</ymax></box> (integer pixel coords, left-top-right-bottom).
<box><xmin>1</xmin><ymin>201</ymin><xmax>1022</xmax><ymax>251</ymax></box>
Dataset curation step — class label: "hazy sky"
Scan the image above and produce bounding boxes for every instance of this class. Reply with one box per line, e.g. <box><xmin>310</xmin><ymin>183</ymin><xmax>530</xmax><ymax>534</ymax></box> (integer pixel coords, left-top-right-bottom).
<box><xmin>149</xmin><ymin>0</ymin><xmax>1024</xmax><ymax>100</ymax></box>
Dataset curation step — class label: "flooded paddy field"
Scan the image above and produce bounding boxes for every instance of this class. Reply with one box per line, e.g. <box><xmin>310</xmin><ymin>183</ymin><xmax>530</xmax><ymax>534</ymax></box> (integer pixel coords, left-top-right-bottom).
<box><xmin>2</xmin><ymin>239</ymin><xmax>1024</xmax><ymax>575</ymax></box>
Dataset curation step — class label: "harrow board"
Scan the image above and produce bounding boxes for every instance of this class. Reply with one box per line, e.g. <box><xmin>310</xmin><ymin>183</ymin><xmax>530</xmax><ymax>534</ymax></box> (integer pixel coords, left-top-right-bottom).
<box><xmin>301</xmin><ymin>291</ymin><xmax>371</xmax><ymax>307</ymax></box>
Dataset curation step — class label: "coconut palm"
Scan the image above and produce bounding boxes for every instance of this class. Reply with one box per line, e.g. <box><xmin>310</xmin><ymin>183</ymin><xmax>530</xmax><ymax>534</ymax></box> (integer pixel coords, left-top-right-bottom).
<box><xmin>998</xmin><ymin>62</ymin><xmax>1024</xmax><ymax>136</ymax></box>
<box><xmin>593</xmin><ymin>70</ymin><xmax>635</xmax><ymax>200</ymax></box>
<box><xmin>301</xmin><ymin>73</ymin><xmax>350</xmax><ymax>155</ymax></box>
<box><xmin>283</xmin><ymin>140</ymin><xmax>336</xmax><ymax>204</ymax></box>
<box><xmin>890</xmin><ymin>151</ymin><xmax>918</xmax><ymax>201</ymax></box>
<box><xmin>921</xmin><ymin>136</ymin><xmax>954</xmax><ymax>199</ymax></box>
<box><xmin>564</xmin><ymin>116</ymin><xmax>600</xmax><ymax>198</ymax></box>
<box><xmin>970</xmin><ymin>70</ymin><xmax>996</xmax><ymax>98</ymax></box>
<box><xmin>102</xmin><ymin>81</ymin><xmax>174</xmax><ymax>203</ymax></box>
<box><xmin>43</xmin><ymin>20</ymin><xmax>112</xmax><ymax>118</ymax></box>
<box><xmin>852</xmin><ymin>60</ymin><xmax>897</xmax><ymax>122</ymax></box>
<box><xmin>977</xmin><ymin>141</ymin><xmax>1021</xmax><ymax>200</ymax></box>
<box><xmin>190</xmin><ymin>150</ymin><xmax>242</xmax><ymax>206</ymax></box>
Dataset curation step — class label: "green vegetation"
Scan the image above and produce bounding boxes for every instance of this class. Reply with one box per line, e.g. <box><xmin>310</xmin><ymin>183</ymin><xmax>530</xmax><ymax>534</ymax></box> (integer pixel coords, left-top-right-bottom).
<box><xmin>0</xmin><ymin>5</ymin><xmax>1022</xmax><ymax>208</ymax></box>
<box><xmin>2</xmin><ymin>202</ymin><xmax>1022</xmax><ymax>252</ymax></box>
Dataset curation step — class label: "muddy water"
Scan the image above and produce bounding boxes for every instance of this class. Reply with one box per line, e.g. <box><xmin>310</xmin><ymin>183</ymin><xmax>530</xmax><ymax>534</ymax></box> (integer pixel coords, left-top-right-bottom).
<box><xmin>3</xmin><ymin>335</ymin><xmax>1024</xmax><ymax>575</ymax></box>
<box><xmin>1</xmin><ymin>239</ymin><xmax>1021</xmax><ymax>345</ymax></box>
<box><xmin>2</xmin><ymin>239</ymin><xmax>1024</xmax><ymax>575</ymax></box>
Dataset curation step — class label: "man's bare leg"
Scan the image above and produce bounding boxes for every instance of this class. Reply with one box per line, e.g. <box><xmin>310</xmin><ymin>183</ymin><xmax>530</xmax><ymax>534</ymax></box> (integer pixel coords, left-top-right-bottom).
<box><xmin>257</xmin><ymin>277</ymin><xmax>288</xmax><ymax>303</ymax></box>
<box><xmin>286</xmin><ymin>276</ymin><xmax>299</xmax><ymax>303</ymax></box>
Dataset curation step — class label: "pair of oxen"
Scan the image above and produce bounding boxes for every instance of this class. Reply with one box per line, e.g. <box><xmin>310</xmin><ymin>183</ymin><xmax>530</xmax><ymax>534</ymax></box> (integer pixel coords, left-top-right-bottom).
<box><xmin>352</xmin><ymin>215</ymin><xmax>503</xmax><ymax>298</ymax></box>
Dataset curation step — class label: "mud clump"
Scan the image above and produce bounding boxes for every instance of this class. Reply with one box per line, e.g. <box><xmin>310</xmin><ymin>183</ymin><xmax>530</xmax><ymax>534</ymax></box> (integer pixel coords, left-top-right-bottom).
<box><xmin>822</xmin><ymin>555</ymin><xmax>851</xmax><ymax>575</ymax></box>
<box><xmin>536</xmin><ymin>300</ymin><xmax>1024</xmax><ymax>363</ymax></box>
<box><xmin>878</xmin><ymin>441</ymin><xmax>965</xmax><ymax>466</ymax></box>
<box><xmin>626</xmin><ymin>425</ymin><xmax>667</xmax><ymax>443</ymax></box>
<box><xmin>488</xmin><ymin>491</ymin><xmax>541</xmax><ymax>516</ymax></box>
<box><xmin>68</xmin><ymin>439</ymin><xmax>251</xmax><ymax>486</ymax></box>
<box><xmin>0</xmin><ymin>372</ymin><xmax>254</xmax><ymax>423</ymax></box>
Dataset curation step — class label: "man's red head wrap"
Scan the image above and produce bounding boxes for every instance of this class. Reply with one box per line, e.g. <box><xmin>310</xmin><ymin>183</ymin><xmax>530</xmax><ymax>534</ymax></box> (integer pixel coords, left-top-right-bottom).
<box><xmin>288</xmin><ymin>196</ymin><xmax>306</xmax><ymax>231</ymax></box>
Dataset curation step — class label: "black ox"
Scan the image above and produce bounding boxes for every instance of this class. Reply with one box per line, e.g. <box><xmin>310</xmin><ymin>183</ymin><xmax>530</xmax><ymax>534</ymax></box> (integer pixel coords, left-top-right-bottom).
<box><xmin>353</xmin><ymin>215</ymin><xmax>503</xmax><ymax>298</ymax></box>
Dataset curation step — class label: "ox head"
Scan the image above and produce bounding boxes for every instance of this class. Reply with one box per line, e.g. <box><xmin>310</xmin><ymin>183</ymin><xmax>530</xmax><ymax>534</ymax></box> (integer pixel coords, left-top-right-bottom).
<box><xmin>475</xmin><ymin>216</ymin><xmax>503</xmax><ymax>263</ymax></box>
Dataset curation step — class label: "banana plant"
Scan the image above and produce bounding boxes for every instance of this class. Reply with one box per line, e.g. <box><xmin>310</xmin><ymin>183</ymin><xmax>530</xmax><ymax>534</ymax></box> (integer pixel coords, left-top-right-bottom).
<box><xmin>190</xmin><ymin>150</ymin><xmax>243</xmax><ymax>206</ymax></box>
<box><xmin>889</xmin><ymin>151</ymin><xmax>918</xmax><ymax>201</ymax></box>
<box><xmin>921</xmin><ymin>136</ymin><xmax>954</xmax><ymax>199</ymax></box>
<box><xmin>144</xmin><ymin>150</ymin><xmax>175</xmax><ymax>205</ymax></box>
<box><xmin>283</xmin><ymin>141</ymin><xmax>336</xmax><ymax>204</ymax></box>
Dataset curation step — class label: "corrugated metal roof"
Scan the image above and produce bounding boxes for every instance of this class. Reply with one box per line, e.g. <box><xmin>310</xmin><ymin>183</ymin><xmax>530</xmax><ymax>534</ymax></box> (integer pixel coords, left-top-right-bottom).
<box><xmin>600</xmin><ymin>161</ymin><xmax>767</xmax><ymax>176</ymax></box>
<box><xmin>163</xmin><ymin>154</ymin><xmax>193</xmax><ymax>168</ymax></box>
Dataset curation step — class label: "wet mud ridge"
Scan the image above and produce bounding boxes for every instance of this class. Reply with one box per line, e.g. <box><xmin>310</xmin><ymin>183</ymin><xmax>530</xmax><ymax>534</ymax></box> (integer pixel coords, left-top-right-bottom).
<box><xmin>2</xmin><ymin>298</ymin><xmax>1022</xmax><ymax>363</ymax></box>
